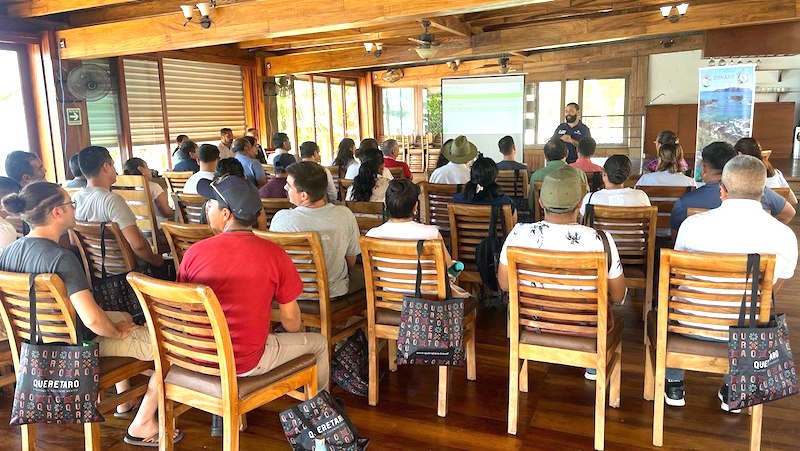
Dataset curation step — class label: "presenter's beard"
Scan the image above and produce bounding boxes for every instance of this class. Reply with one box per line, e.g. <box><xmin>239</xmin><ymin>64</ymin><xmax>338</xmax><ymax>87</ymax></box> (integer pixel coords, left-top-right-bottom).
<box><xmin>565</xmin><ymin>115</ymin><xmax>577</xmax><ymax>123</ymax></box>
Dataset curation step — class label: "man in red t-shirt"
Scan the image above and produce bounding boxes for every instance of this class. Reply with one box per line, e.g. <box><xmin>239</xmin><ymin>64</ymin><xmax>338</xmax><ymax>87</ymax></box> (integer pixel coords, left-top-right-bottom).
<box><xmin>381</xmin><ymin>139</ymin><xmax>412</xmax><ymax>179</ymax></box>
<box><xmin>178</xmin><ymin>176</ymin><xmax>328</xmax><ymax>390</ymax></box>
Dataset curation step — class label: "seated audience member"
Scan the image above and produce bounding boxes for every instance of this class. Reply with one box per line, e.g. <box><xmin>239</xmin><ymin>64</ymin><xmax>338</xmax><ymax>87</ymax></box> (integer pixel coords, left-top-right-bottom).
<box><xmin>5</xmin><ymin>150</ymin><xmax>46</xmax><ymax>187</ymax></box>
<box><xmin>671</xmin><ymin>142</ymin><xmax>794</xmax><ymax>232</ymax></box>
<box><xmin>579</xmin><ymin>155</ymin><xmax>650</xmax><ymax>217</ymax></box>
<box><xmin>259</xmin><ymin>153</ymin><xmax>295</xmax><ymax>199</ymax></box>
<box><xmin>268</xmin><ymin>132</ymin><xmax>292</xmax><ymax>166</ymax></box>
<box><xmin>233</xmin><ymin>137</ymin><xmax>267</xmax><ymax>188</ymax></box>
<box><xmin>180</xmin><ymin>175</ymin><xmax>329</xmax><ymax>392</ymax></box>
<box><xmin>183</xmin><ymin>144</ymin><xmax>220</xmax><ymax>194</ymax></box>
<box><xmin>299</xmin><ymin>141</ymin><xmax>337</xmax><ymax>203</ymax></box>
<box><xmin>172</xmin><ymin>134</ymin><xmax>189</xmax><ymax>157</ymax></box>
<box><xmin>346</xmin><ymin>147</ymin><xmax>389</xmax><ymax>202</ymax></box>
<box><xmin>123</xmin><ymin>158</ymin><xmax>174</xmax><ymax>223</ymax></box>
<box><xmin>570</xmin><ymin>137</ymin><xmax>604</xmax><ymax>174</ymax></box>
<box><xmin>215</xmin><ymin>157</ymin><xmax>245</xmax><ymax>180</ymax></box>
<box><xmin>0</xmin><ymin>181</ymin><xmax>175</xmax><ymax>446</ymax></box>
<box><xmin>270</xmin><ymin>161</ymin><xmax>363</xmax><ymax>298</ymax></box>
<box><xmin>735</xmin><ymin>137</ymin><xmax>797</xmax><ymax>204</ymax></box>
<box><xmin>432</xmin><ymin>141</ymin><xmax>452</xmax><ymax>172</ymax></box>
<box><xmin>218</xmin><ymin>128</ymin><xmax>234</xmax><ymax>159</ymax></box>
<box><xmin>333</xmin><ymin>138</ymin><xmax>357</xmax><ymax>179</ymax></box>
<box><xmin>65</xmin><ymin>153</ymin><xmax>87</xmax><ymax>188</ymax></box>
<box><xmin>381</xmin><ymin>139</ymin><xmax>412</xmax><ymax>179</ymax></box>
<box><xmin>452</xmin><ymin>156</ymin><xmax>516</xmax><ymax>220</ymax></box>
<box><xmin>665</xmin><ymin>154</ymin><xmax>797</xmax><ymax>411</ymax></box>
<box><xmin>366</xmin><ymin>179</ymin><xmax>468</xmax><ymax>297</ymax></box>
<box><xmin>245</xmin><ymin>128</ymin><xmax>268</xmax><ymax>164</ymax></box>
<box><xmin>635</xmin><ymin>142</ymin><xmax>695</xmax><ymax>187</ymax></box>
<box><xmin>172</xmin><ymin>140</ymin><xmax>200</xmax><ymax>173</ymax></box>
<box><xmin>495</xmin><ymin>135</ymin><xmax>528</xmax><ymax>172</ymax></box>
<box><xmin>345</xmin><ymin>138</ymin><xmax>392</xmax><ymax>180</ymax></box>
<box><xmin>530</xmin><ymin>138</ymin><xmax>589</xmax><ymax>184</ymax></box>
<box><xmin>645</xmin><ymin>130</ymin><xmax>689</xmax><ymax>173</ymax></box>
<box><xmin>0</xmin><ymin>213</ymin><xmax>15</xmax><ymax>251</ymax></box>
<box><xmin>498</xmin><ymin>168</ymin><xmax>626</xmax><ymax>380</ymax></box>
<box><xmin>73</xmin><ymin>146</ymin><xmax>164</xmax><ymax>268</ymax></box>
<box><xmin>428</xmin><ymin>135</ymin><xmax>477</xmax><ymax>184</ymax></box>
<box><xmin>0</xmin><ymin>177</ymin><xmax>20</xmax><ymax>218</ymax></box>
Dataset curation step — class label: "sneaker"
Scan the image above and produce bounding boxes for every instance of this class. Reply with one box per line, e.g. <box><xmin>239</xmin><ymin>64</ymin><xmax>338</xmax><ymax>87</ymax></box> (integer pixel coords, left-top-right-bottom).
<box><xmin>584</xmin><ymin>369</ymin><xmax>597</xmax><ymax>381</ymax></box>
<box><xmin>718</xmin><ymin>384</ymin><xmax>741</xmax><ymax>414</ymax></box>
<box><xmin>664</xmin><ymin>380</ymin><xmax>686</xmax><ymax>407</ymax></box>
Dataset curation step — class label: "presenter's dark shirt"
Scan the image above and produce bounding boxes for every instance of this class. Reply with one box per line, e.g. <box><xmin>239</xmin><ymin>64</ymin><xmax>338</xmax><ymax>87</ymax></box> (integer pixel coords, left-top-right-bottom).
<box><xmin>553</xmin><ymin>121</ymin><xmax>591</xmax><ymax>164</ymax></box>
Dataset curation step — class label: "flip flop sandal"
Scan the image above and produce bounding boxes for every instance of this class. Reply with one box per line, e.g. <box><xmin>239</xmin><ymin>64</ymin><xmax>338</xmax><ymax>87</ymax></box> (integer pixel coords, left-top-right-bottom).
<box><xmin>123</xmin><ymin>430</ymin><xmax>184</xmax><ymax>448</ymax></box>
<box><xmin>113</xmin><ymin>401</ymin><xmax>141</xmax><ymax>418</ymax></box>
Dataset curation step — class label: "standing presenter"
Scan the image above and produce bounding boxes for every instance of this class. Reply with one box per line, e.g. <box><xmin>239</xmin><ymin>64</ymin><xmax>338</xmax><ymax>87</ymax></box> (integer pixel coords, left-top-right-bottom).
<box><xmin>553</xmin><ymin>102</ymin><xmax>591</xmax><ymax>164</ymax></box>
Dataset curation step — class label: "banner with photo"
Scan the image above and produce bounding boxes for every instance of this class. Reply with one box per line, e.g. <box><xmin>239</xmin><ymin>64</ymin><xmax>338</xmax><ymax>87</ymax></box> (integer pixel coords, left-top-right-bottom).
<box><xmin>694</xmin><ymin>65</ymin><xmax>756</xmax><ymax>180</ymax></box>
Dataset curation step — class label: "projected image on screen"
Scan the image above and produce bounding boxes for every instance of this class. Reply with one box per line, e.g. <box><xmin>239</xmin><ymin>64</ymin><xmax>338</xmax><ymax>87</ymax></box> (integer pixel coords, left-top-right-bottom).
<box><xmin>442</xmin><ymin>75</ymin><xmax>525</xmax><ymax>164</ymax></box>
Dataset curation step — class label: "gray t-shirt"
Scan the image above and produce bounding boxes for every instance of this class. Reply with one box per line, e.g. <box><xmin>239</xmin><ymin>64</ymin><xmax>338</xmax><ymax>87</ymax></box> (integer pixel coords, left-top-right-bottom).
<box><xmin>72</xmin><ymin>186</ymin><xmax>137</xmax><ymax>229</ymax></box>
<box><xmin>269</xmin><ymin>203</ymin><xmax>360</xmax><ymax>298</ymax></box>
<box><xmin>0</xmin><ymin>237</ymin><xmax>89</xmax><ymax>296</ymax></box>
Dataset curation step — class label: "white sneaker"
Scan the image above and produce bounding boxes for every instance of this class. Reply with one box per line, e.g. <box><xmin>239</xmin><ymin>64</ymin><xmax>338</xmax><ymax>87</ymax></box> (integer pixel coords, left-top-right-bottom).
<box><xmin>718</xmin><ymin>385</ymin><xmax>741</xmax><ymax>414</ymax></box>
<box><xmin>584</xmin><ymin>370</ymin><xmax>597</xmax><ymax>381</ymax></box>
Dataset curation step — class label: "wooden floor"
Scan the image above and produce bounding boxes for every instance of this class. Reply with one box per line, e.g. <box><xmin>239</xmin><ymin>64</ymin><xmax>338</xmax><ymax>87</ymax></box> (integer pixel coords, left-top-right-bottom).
<box><xmin>2</xmin><ymin>222</ymin><xmax>800</xmax><ymax>450</ymax></box>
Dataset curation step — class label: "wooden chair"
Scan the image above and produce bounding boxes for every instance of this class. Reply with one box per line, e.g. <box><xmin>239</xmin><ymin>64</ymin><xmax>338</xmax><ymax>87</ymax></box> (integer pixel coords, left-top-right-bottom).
<box><xmin>0</xmin><ymin>271</ymin><xmax>152</xmax><ymax>451</ymax></box>
<box><xmin>586</xmin><ymin>171</ymin><xmax>604</xmax><ymax>192</ymax></box>
<box><xmin>261</xmin><ymin>198</ymin><xmax>294</xmax><ymax>229</ymax></box>
<box><xmin>163</xmin><ymin>171</ymin><xmax>193</xmax><ymax>197</ymax></box>
<box><xmin>173</xmin><ymin>193</ymin><xmax>206</xmax><ymax>224</ymax></box>
<box><xmin>161</xmin><ymin>221</ymin><xmax>215</xmax><ymax>268</ymax></box>
<box><xmin>505</xmin><ymin>247</ymin><xmax>622</xmax><ymax>450</ymax></box>
<box><xmin>427</xmin><ymin>147</ymin><xmax>441</xmax><ymax>174</ymax></box>
<box><xmin>635</xmin><ymin>186</ymin><xmax>694</xmax><ymax>231</ymax></box>
<box><xmin>345</xmin><ymin>201</ymin><xmax>385</xmax><ymax>234</ymax></box>
<box><xmin>325</xmin><ymin>165</ymin><xmax>341</xmax><ymax>199</ymax></box>
<box><xmin>0</xmin><ymin>339</ymin><xmax>15</xmax><ymax>389</ymax></box>
<box><xmin>771</xmin><ymin>187</ymin><xmax>795</xmax><ymax>203</ymax></box>
<box><xmin>111</xmin><ymin>174</ymin><xmax>162</xmax><ymax>254</ymax></box>
<box><xmin>496</xmin><ymin>169</ymin><xmax>529</xmax><ymax>199</ymax></box>
<box><xmin>419</xmin><ymin>182</ymin><xmax>462</xmax><ymax>249</ymax></box>
<box><xmin>644</xmin><ymin>250</ymin><xmax>775</xmax><ymax>449</ymax></box>
<box><xmin>448</xmin><ymin>204</ymin><xmax>514</xmax><ymax>286</ymax></box>
<box><xmin>5</xmin><ymin>215</ymin><xmax>27</xmax><ymax>238</ymax></box>
<box><xmin>254</xmin><ymin>231</ymin><xmax>366</xmax><ymax>369</ymax></box>
<box><xmin>585</xmin><ymin>206</ymin><xmax>658</xmax><ymax>322</ymax></box>
<box><xmin>70</xmin><ymin>221</ymin><xmax>137</xmax><ymax>288</ymax></box>
<box><xmin>388</xmin><ymin>166</ymin><xmax>405</xmax><ymax>180</ymax></box>
<box><xmin>262</xmin><ymin>164</ymin><xmax>274</xmax><ymax>178</ymax></box>
<box><xmin>126</xmin><ymin>272</ymin><xmax>318</xmax><ymax>451</ymax></box>
<box><xmin>359</xmin><ymin>237</ymin><xmax>477</xmax><ymax>417</ymax></box>
<box><xmin>531</xmin><ymin>180</ymin><xmax>589</xmax><ymax>222</ymax></box>
<box><xmin>339</xmin><ymin>178</ymin><xmax>353</xmax><ymax>202</ymax></box>
<box><xmin>686</xmin><ymin>207</ymin><xmax>708</xmax><ymax>217</ymax></box>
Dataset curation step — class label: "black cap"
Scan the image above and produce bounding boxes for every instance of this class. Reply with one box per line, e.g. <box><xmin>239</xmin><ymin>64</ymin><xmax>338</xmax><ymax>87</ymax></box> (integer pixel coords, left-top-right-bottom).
<box><xmin>274</xmin><ymin>153</ymin><xmax>297</xmax><ymax>173</ymax></box>
<box><xmin>197</xmin><ymin>176</ymin><xmax>262</xmax><ymax>218</ymax></box>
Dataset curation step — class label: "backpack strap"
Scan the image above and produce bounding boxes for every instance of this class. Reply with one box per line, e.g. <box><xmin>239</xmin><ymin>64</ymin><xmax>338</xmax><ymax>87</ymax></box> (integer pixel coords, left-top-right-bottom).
<box><xmin>597</xmin><ymin>230</ymin><xmax>613</xmax><ymax>274</ymax></box>
<box><xmin>584</xmin><ymin>191</ymin><xmax>597</xmax><ymax>227</ymax></box>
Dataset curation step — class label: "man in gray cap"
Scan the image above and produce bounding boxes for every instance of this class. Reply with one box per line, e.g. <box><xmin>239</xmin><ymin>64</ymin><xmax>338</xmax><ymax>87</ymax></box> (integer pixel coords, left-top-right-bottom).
<box><xmin>429</xmin><ymin>135</ymin><xmax>477</xmax><ymax>184</ymax></box>
<box><xmin>177</xmin><ymin>175</ymin><xmax>329</xmax><ymax>392</ymax></box>
<box><xmin>497</xmin><ymin>168</ymin><xmax>626</xmax><ymax>381</ymax></box>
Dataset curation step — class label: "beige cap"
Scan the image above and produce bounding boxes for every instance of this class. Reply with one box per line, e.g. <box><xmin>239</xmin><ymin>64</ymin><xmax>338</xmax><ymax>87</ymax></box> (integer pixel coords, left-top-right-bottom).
<box><xmin>540</xmin><ymin>168</ymin><xmax>583</xmax><ymax>211</ymax></box>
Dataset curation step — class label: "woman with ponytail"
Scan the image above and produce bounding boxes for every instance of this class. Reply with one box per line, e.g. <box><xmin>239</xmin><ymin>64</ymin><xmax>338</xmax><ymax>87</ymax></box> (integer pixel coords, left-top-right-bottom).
<box><xmin>453</xmin><ymin>156</ymin><xmax>515</xmax><ymax>210</ymax></box>
<box><xmin>346</xmin><ymin>147</ymin><xmax>389</xmax><ymax>202</ymax></box>
<box><xmin>645</xmin><ymin>130</ymin><xmax>689</xmax><ymax>172</ymax></box>
<box><xmin>635</xmin><ymin>142</ymin><xmax>696</xmax><ymax>188</ymax></box>
<box><xmin>579</xmin><ymin>155</ymin><xmax>650</xmax><ymax>217</ymax></box>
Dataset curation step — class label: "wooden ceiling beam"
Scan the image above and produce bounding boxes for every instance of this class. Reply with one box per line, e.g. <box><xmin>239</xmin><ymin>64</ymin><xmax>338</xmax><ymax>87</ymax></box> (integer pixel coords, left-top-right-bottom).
<box><xmin>55</xmin><ymin>0</ymin><xmax>557</xmax><ymax>59</ymax></box>
<box><xmin>66</xmin><ymin>0</ymin><xmax>252</xmax><ymax>27</ymax></box>
<box><xmin>266</xmin><ymin>0</ymin><xmax>799</xmax><ymax>74</ymax></box>
<box><xmin>6</xmin><ymin>0</ymin><xmax>139</xmax><ymax>18</ymax></box>
<box><xmin>238</xmin><ymin>26</ymin><xmax>424</xmax><ymax>51</ymax></box>
<box><xmin>427</xmin><ymin>16</ymin><xmax>473</xmax><ymax>37</ymax></box>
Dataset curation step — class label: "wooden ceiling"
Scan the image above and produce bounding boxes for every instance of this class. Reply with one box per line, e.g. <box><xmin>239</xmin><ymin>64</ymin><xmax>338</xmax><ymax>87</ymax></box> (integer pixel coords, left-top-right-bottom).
<box><xmin>1</xmin><ymin>0</ymin><xmax>798</xmax><ymax>75</ymax></box>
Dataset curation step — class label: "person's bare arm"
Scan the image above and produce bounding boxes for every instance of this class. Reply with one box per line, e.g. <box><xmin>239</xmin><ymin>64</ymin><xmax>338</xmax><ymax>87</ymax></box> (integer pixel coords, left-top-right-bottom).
<box><xmin>345</xmin><ymin>255</ymin><xmax>357</xmax><ymax>268</ymax></box>
<box><xmin>154</xmin><ymin>192</ymin><xmax>174</xmax><ymax>218</ymax></box>
<box><xmin>121</xmin><ymin>225</ymin><xmax>164</xmax><ymax>266</ymax></box>
<box><xmin>70</xmin><ymin>290</ymin><xmax>135</xmax><ymax>339</ymax></box>
<box><xmin>608</xmin><ymin>275</ymin><xmax>627</xmax><ymax>304</ymax></box>
<box><xmin>278</xmin><ymin>300</ymin><xmax>303</xmax><ymax>332</ymax></box>
<box><xmin>773</xmin><ymin>278</ymin><xmax>787</xmax><ymax>293</ymax></box>
<box><xmin>498</xmin><ymin>263</ymin><xmax>509</xmax><ymax>292</ymax></box>
<box><xmin>774</xmin><ymin>202</ymin><xmax>796</xmax><ymax>224</ymax></box>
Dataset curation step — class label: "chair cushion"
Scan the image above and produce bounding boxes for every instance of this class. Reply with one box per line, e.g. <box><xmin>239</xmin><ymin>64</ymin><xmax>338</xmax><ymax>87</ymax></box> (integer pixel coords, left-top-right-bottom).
<box><xmin>165</xmin><ymin>354</ymin><xmax>316</xmax><ymax>399</ymax></box>
<box><xmin>298</xmin><ymin>289</ymin><xmax>366</xmax><ymax>316</ymax></box>
<box><xmin>623</xmin><ymin>264</ymin><xmax>646</xmax><ymax>280</ymax></box>
<box><xmin>375</xmin><ymin>297</ymin><xmax>478</xmax><ymax>326</ymax></box>
<box><xmin>646</xmin><ymin>311</ymin><xmax>727</xmax><ymax>358</ymax></box>
<box><xmin>519</xmin><ymin>311</ymin><xmax>624</xmax><ymax>353</ymax></box>
<box><xmin>99</xmin><ymin>356</ymin><xmax>144</xmax><ymax>374</ymax></box>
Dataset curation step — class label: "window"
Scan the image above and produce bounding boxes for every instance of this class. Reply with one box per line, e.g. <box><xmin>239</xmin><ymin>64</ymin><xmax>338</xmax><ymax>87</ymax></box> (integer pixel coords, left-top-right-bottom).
<box><xmin>536</xmin><ymin>81</ymin><xmax>561</xmax><ymax>144</ymax></box>
<box><xmin>423</xmin><ymin>87</ymin><xmax>442</xmax><ymax>136</ymax></box>
<box><xmin>582</xmin><ymin>78</ymin><xmax>626</xmax><ymax>144</ymax></box>
<box><xmin>382</xmin><ymin>88</ymin><xmax>415</xmax><ymax>136</ymax></box>
<box><xmin>276</xmin><ymin>75</ymin><xmax>362</xmax><ymax>164</ymax></box>
<box><xmin>123</xmin><ymin>59</ymin><xmax>168</xmax><ymax>172</ymax></box>
<box><xmin>0</xmin><ymin>48</ymin><xmax>31</xmax><ymax>168</ymax></box>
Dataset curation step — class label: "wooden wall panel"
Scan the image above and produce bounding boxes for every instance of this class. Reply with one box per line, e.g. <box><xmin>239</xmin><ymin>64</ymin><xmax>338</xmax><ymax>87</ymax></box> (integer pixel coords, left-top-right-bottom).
<box><xmin>704</xmin><ymin>21</ymin><xmax>800</xmax><ymax>57</ymax></box>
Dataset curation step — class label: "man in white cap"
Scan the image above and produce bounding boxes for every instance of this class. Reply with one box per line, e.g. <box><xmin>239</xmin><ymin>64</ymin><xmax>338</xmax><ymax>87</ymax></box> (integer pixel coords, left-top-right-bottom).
<box><xmin>498</xmin><ymin>168</ymin><xmax>626</xmax><ymax>381</ymax></box>
<box><xmin>429</xmin><ymin>135</ymin><xmax>477</xmax><ymax>184</ymax></box>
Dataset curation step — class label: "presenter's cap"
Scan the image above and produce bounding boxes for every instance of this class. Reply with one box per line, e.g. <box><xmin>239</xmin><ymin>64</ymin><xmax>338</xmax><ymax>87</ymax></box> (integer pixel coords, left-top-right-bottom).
<box><xmin>197</xmin><ymin>175</ymin><xmax>263</xmax><ymax>218</ymax></box>
<box><xmin>442</xmin><ymin>135</ymin><xmax>478</xmax><ymax>164</ymax></box>
<box><xmin>540</xmin><ymin>168</ymin><xmax>583</xmax><ymax>212</ymax></box>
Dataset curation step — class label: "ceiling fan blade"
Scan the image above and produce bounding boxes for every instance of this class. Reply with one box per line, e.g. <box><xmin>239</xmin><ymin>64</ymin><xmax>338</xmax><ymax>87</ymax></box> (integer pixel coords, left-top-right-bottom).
<box><xmin>408</xmin><ymin>37</ymin><xmax>427</xmax><ymax>45</ymax></box>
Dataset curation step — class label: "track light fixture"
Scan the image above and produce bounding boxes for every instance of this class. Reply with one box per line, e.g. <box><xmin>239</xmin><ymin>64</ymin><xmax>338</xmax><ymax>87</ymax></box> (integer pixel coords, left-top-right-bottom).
<box><xmin>180</xmin><ymin>1</ymin><xmax>215</xmax><ymax>29</ymax></box>
<box><xmin>660</xmin><ymin>3</ymin><xmax>689</xmax><ymax>23</ymax></box>
<box><xmin>364</xmin><ymin>42</ymin><xmax>383</xmax><ymax>57</ymax></box>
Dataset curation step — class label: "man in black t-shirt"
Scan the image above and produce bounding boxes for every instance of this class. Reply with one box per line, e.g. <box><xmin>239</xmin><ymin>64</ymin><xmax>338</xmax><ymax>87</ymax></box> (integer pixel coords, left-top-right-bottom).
<box><xmin>552</xmin><ymin>102</ymin><xmax>591</xmax><ymax>164</ymax></box>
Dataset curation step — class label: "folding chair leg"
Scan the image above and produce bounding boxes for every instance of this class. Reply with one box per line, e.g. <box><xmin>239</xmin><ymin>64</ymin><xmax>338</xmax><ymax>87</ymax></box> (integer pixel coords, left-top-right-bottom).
<box><xmin>84</xmin><ymin>422</ymin><xmax>100</xmax><ymax>451</ymax></box>
<box><xmin>21</xmin><ymin>424</ymin><xmax>36</xmax><ymax>451</ymax></box>
<box><xmin>749</xmin><ymin>404</ymin><xmax>763</xmax><ymax>451</ymax></box>
<box><xmin>594</xmin><ymin>368</ymin><xmax>607</xmax><ymax>450</ymax></box>
<box><xmin>388</xmin><ymin>340</ymin><xmax>398</xmax><ymax>372</ymax></box>
<box><xmin>519</xmin><ymin>360</ymin><xmax>528</xmax><ymax>393</ymax></box>
<box><xmin>437</xmin><ymin>366</ymin><xmax>448</xmax><ymax>417</ymax></box>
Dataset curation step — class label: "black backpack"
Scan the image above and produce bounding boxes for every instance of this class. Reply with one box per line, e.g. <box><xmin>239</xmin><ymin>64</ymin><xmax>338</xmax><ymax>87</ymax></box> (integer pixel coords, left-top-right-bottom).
<box><xmin>475</xmin><ymin>204</ymin><xmax>508</xmax><ymax>292</ymax></box>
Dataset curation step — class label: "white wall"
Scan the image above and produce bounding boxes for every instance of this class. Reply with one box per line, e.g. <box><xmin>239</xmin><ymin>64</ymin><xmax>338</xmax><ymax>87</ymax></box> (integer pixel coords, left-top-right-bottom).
<box><xmin>648</xmin><ymin>50</ymin><xmax>800</xmax><ymax>125</ymax></box>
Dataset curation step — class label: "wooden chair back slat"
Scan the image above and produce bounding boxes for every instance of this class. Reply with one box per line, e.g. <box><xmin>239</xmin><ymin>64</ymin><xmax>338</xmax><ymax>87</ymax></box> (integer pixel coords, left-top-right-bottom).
<box><xmin>636</xmin><ymin>185</ymin><xmax>694</xmax><ymax>229</ymax></box>
<box><xmin>70</xmin><ymin>221</ymin><xmax>137</xmax><ymax>285</ymax></box>
<box><xmin>339</xmin><ymin>178</ymin><xmax>353</xmax><ymax>203</ymax></box>
<box><xmin>659</xmin><ymin>250</ymin><xmax>775</xmax><ymax>341</ymax></box>
<box><xmin>531</xmin><ymin>180</ymin><xmax>589</xmax><ymax>222</ymax></box>
<box><xmin>771</xmin><ymin>187</ymin><xmax>793</xmax><ymax>203</ymax></box>
<box><xmin>253</xmin><ymin>231</ymin><xmax>330</xmax><ymax>306</ymax></box>
<box><xmin>388</xmin><ymin>167</ymin><xmax>405</xmax><ymax>180</ymax></box>
<box><xmin>496</xmin><ymin>170</ymin><xmax>529</xmax><ymax>199</ymax></box>
<box><xmin>345</xmin><ymin>201</ymin><xmax>385</xmax><ymax>235</ymax></box>
<box><xmin>419</xmin><ymin>182</ymin><xmax>462</xmax><ymax>247</ymax></box>
<box><xmin>112</xmin><ymin>175</ymin><xmax>160</xmax><ymax>253</ymax></box>
<box><xmin>448</xmin><ymin>204</ymin><xmax>514</xmax><ymax>274</ymax></box>
<box><xmin>587</xmin><ymin>206</ymin><xmax>657</xmax><ymax>267</ymax></box>
<box><xmin>161</xmin><ymin>221</ymin><xmax>214</xmax><ymax>267</ymax></box>
<box><xmin>261</xmin><ymin>198</ymin><xmax>294</xmax><ymax>229</ymax></box>
<box><xmin>173</xmin><ymin>193</ymin><xmax>206</xmax><ymax>224</ymax></box>
<box><xmin>163</xmin><ymin>171</ymin><xmax>193</xmax><ymax>197</ymax></box>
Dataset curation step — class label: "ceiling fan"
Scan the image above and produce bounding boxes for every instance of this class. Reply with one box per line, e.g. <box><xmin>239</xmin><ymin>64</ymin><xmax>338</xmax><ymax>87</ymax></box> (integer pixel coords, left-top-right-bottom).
<box><xmin>479</xmin><ymin>57</ymin><xmax>522</xmax><ymax>74</ymax></box>
<box><xmin>408</xmin><ymin>20</ymin><xmax>441</xmax><ymax>60</ymax></box>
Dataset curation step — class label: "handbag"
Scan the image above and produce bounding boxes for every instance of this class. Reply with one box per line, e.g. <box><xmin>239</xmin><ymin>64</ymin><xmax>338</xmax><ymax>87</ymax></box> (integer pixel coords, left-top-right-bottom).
<box><xmin>10</xmin><ymin>274</ymin><xmax>104</xmax><ymax>425</ymax></box>
<box><xmin>727</xmin><ymin>253</ymin><xmax>799</xmax><ymax>410</ymax></box>
<box><xmin>331</xmin><ymin>330</ymin><xmax>376</xmax><ymax>397</ymax></box>
<box><xmin>395</xmin><ymin>240</ymin><xmax>465</xmax><ymax>367</ymax></box>
<box><xmin>279</xmin><ymin>389</ymin><xmax>369</xmax><ymax>451</ymax></box>
<box><xmin>91</xmin><ymin>222</ymin><xmax>145</xmax><ymax>326</ymax></box>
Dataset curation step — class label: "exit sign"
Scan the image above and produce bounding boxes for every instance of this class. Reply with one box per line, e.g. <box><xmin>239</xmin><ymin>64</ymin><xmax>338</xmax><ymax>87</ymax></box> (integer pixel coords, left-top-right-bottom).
<box><xmin>66</xmin><ymin>108</ymin><xmax>82</xmax><ymax>126</ymax></box>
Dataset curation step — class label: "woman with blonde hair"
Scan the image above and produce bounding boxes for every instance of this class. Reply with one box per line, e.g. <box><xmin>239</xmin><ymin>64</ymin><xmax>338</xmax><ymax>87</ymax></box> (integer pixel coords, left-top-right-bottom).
<box><xmin>636</xmin><ymin>142</ymin><xmax>695</xmax><ymax>187</ymax></box>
